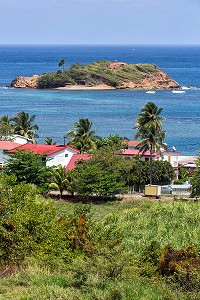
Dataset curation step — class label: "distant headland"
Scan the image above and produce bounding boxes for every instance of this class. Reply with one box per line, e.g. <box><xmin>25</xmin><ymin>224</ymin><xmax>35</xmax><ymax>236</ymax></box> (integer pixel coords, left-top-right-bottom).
<box><xmin>10</xmin><ymin>60</ymin><xmax>180</xmax><ymax>90</ymax></box>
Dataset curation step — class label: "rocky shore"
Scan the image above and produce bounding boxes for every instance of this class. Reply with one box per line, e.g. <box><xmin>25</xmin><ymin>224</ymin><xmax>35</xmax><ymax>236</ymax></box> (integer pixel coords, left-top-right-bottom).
<box><xmin>10</xmin><ymin>75</ymin><xmax>40</xmax><ymax>89</ymax></box>
<box><xmin>10</xmin><ymin>62</ymin><xmax>180</xmax><ymax>90</ymax></box>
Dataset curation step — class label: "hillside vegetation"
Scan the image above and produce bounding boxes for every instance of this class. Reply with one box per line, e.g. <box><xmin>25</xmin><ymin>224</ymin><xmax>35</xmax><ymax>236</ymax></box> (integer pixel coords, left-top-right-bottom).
<box><xmin>37</xmin><ymin>60</ymin><xmax>178</xmax><ymax>89</ymax></box>
<box><xmin>0</xmin><ymin>179</ymin><xmax>199</xmax><ymax>300</ymax></box>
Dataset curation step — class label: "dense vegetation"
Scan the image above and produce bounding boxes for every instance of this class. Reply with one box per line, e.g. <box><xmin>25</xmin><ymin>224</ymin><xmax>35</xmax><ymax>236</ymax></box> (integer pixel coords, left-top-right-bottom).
<box><xmin>4</xmin><ymin>149</ymin><xmax>175</xmax><ymax>198</ymax></box>
<box><xmin>0</xmin><ymin>102</ymin><xmax>200</xmax><ymax>299</ymax></box>
<box><xmin>0</xmin><ymin>111</ymin><xmax>39</xmax><ymax>143</ymax></box>
<box><xmin>0</xmin><ymin>179</ymin><xmax>199</xmax><ymax>299</ymax></box>
<box><xmin>37</xmin><ymin>60</ymin><xmax>159</xmax><ymax>88</ymax></box>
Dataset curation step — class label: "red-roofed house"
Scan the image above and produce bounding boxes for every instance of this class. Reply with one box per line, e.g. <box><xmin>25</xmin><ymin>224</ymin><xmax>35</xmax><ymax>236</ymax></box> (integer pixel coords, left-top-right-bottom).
<box><xmin>7</xmin><ymin>144</ymin><xmax>79</xmax><ymax>167</ymax></box>
<box><xmin>66</xmin><ymin>154</ymin><xmax>91</xmax><ymax>171</ymax></box>
<box><xmin>122</xmin><ymin>140</ymin><xmax>180</xmax><ymax>168</ymax></box>
<box><xmin>122</xmin><ymin>148</ymin><xmax>180</xmax><ymax>166</ymax></box>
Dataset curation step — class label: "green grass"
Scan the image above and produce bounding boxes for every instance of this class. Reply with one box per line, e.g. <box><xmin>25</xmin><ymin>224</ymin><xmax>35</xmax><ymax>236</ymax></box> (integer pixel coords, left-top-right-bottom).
<box><xmin>0</xmin><ymin>199</ymin><xmax>199</xmax><ymax>299</ymax></box>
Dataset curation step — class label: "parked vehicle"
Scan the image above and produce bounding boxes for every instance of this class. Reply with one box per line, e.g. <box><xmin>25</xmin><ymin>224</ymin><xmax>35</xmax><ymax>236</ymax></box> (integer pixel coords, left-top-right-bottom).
<box><xmin>161</xmin><ymin>185</ymin><xmax>173</xmax><ymax>194</ymax></box>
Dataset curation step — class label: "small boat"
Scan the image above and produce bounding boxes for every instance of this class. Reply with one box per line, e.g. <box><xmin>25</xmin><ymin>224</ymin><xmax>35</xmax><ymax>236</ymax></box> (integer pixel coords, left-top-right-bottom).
<box><xmin>172</xmin><ymin>90</ymin><xmax>185</xmax><ymax>94</ymax></box>
<box><xmin>146</xmin><ymin>91</ymin><xmax>156</xmax><ymax>94</ymax></box>
<box><xmin>181</xmin><ymin>86</ymin><xmax>190</xmax><ymax>90</ymax></box>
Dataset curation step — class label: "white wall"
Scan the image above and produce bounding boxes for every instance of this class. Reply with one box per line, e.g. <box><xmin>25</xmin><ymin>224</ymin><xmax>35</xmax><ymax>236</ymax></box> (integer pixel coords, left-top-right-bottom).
<box><xmin>162</xmin><ymin>153</ymin><xmax>179</xmax><ymax>168</ymax></box>
<box><xmin>46</xmin><ymin>148</ymin><xmax>77</xmax><ymax>167</ymax></box>
<box><xmin>12</xmin><ymin>135</ymin><xmax>32</xmax><ymax>144</ymax></box>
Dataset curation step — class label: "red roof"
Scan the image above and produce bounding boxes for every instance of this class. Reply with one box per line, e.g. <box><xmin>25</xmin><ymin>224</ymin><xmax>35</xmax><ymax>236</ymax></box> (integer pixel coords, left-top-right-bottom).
<box><xmin>122</xmin><ymin>149</ymin><xmax>180</xmax><ymax>157</ymax></box>
<box><xmin>0</xmin><ymin>141</ymin><xmax>21</xmax><ymax>150</ymax></box>
<box><xmin>123</xmin><ymin>140</ymin><xmax>140</xmax><ymax>147</ymax></box>
<box><xmin>122</xmin><ymin>149</ymin><xmax>161</xmax><ymax>157</ymax></box>
<box><xmin>66</xmin><ymin>154</ymin><xmax>91</xmax><ymax>170</ymax></box>
<box><xmin>7</xmin><ymin>144</ymin><xmax>79</xmax><ymax>156</ymax></box>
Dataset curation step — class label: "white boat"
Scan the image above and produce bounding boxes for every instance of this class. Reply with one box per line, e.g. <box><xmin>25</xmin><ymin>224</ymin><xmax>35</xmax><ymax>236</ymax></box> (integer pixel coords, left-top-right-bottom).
<box><xmin>172</xmin><ymin>90</ymin><xmax>185</xmax><ymax>94</ymax></box>
<box><xmin>181</xmin><ymin>86</ymin><xmax>190</xmax><ymax>90</ymax></box>
<box><xmin>146</xmin><ymin>91</ymin><xmax>156</xmax><ymax>94</ymax></box>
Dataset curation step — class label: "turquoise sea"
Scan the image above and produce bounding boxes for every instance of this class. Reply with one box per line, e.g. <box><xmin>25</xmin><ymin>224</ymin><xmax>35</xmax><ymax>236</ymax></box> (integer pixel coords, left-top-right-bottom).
<box><xmin>0</xmin><ymin>45</ymin><xmax>200</xmax><ymax>155</ymax></box>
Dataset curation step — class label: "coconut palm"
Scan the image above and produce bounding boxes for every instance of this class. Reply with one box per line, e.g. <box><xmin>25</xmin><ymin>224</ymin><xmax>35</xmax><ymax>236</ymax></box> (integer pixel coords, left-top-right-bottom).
<box><xmin>43</xmin><ymin>137</ymin><xmax>56</xmax><ymax>145</ymax></box>
<box><xmin>0</xmin><ymin>115</ymin><xmax>14</xmax><ymax>139</ymax></box>
<box><xmin>58</xmin><ymin>59</ymin><xmax>67</xmax><ymax>72</ymax></box>
<box><xmin>49</xmin><ymin>165</ymin><xmax>69</xmax><ymax>198</ymax></box>
<box><xmin>134</xmin><ymin>102</ymin><xmax>167</xmax><ymax>185</ymax></box>
<box><xmin>11</xmin><ymin>111</ymin><xmax>39</xmax><ymax>143</ymax></box>
<box><xmin>67</xmin><ymin>118</ymin><xmax>97</xmax><ymax>153</ymax></box>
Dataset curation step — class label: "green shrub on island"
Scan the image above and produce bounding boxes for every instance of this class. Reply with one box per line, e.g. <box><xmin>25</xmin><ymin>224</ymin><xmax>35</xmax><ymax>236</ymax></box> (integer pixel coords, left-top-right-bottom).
<box><xmin>37</xmin><ymin>60</ymin><xmax>160</xmax><ymax>88</ymax></box>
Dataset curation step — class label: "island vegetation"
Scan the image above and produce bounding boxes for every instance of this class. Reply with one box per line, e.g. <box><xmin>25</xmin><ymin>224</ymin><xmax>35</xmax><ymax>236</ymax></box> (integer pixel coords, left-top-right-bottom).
<box><xmin>0</xmin><ymin>103</ymin><xmax>199</xmax><ymax>299</ymax></box>
<box><xmin>10</xmin><ymin>60</ymin><xmax>180</xmax><ymax>90</ymax></box>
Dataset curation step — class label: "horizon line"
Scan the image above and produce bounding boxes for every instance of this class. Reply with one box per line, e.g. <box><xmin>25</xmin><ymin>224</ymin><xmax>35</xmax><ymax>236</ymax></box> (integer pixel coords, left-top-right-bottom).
<box><xmin>0</xmin><ymin>43</ymin><xmax>200</xmax><ymax>47</ymax></box>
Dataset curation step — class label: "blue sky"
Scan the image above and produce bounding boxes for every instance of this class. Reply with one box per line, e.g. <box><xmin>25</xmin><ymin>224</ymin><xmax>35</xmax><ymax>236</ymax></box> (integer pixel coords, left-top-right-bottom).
<box><xmin>0</xmin><ymin>0</ymin><xmax>200</xmax><ymax>44</ymax></box>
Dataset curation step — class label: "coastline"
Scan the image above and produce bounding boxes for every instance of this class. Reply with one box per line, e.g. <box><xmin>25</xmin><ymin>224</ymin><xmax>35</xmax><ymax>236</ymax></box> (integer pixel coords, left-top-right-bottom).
<box><xmin>55</xmin><ymin>84</ymin><xmax>115</xmax><ymax>90</ymax></box>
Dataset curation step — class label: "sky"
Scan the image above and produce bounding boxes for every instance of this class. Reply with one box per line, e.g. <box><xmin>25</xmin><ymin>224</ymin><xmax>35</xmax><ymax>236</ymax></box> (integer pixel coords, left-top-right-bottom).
<box><xmin>0</xmin><ymin>0</ymin><xmax>200</xmax><ymax>45</ymax></box>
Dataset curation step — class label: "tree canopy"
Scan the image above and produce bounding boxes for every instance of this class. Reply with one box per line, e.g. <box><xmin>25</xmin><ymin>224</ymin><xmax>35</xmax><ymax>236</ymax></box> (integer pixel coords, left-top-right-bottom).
<box><xmin>67</xmin><ymin>118</ymin><xmax>97</xmax><ymax>153</ymax></box>
<box><xmin>134</xmin><ymin>102</ymin><xmax>167</xmax><ymax>185</ymax></box>
<box><xmin>58</xmin><ymin>59</ymin><xmax>67</xmax><ymax>72</ymax></box>
<box><xmin>3</xmin><ymin>151</ymin><xmax>53</xmax><ymax>193</ymax></box>
<box><xmin>11</xmin><ymin>111</ymin><xmax>39</xmax><ymax>143</ymax></box>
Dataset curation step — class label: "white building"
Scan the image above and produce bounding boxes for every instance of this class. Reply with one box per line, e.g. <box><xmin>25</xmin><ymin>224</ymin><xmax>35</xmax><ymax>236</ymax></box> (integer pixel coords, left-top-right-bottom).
<box><xmin>7</xmin><ymin>143</ymin><xmax>79</xmax><ymax>167</ymax></box>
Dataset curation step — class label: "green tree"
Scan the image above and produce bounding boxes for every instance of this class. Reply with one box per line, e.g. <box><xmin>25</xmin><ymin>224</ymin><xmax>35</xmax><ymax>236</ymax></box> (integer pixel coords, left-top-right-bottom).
<box><xmin>134</xmin><ymin>102</ymin><xmax>167</xmax><ymax>185</ymax></box>
<box><xmin>58</xmin><ymin>59</ymin><xmax>67</xmax><ymax>72</ymax></box>
<box><xmin>190</xmin><ymin>155</ymin><xmax>200</xmax><ymax>197</ymax></box>
<box><xmin>0</xmin><ymin>115</ymin><xmax>14</xmax><ymax>140</ymax></box>
<box><xmin>67</xmin><ymin>118</ymin><xmax>97</xmax><ymax>153</ymax></box>
<box><xmin>73</xmin><ymin>148</ymin><xmax>123</xmax><ymax>198</ymax></box>
<box><xmin>3</xmin><ymin>151</ymin><xmax>53</xmax><ymax>193</ymax></box>
<box><xmin>95</xmin><ymin>134</ymin><xmax>123</xmax><ymax>151</ymax></box>
<box><xmin>0</xmin><ymin>175</ymin><xmax>70</xmax><ymax>267</ymax></box>
<box><xmin>75</xmin><ymin>162</ymin><xmax>122</xmax><ymax>198</ymax></box>
<box><xmin>43</xmin><ymin>137</ymin><xmax>56</xmax><ymax>145</ymax></box>
<box><xmin>49</xmin><ymin>164</ymin><xmax>69</xmax><ymax>198</ymax></box>
<box><xmin>11</xmin><ymin>111</ymin><xmax>39</xmax><ymax>143</ymax></box>
<box><xmin>178</xmin><ymin>164</ymin><xmax>190</xmax><ymax>182</ymax></box>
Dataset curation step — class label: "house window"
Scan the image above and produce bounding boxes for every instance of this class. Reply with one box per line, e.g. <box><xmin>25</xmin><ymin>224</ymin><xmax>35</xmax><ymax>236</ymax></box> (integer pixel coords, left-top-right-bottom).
<box><xmin>145</xmin><ymin>157</ymin><xmax>149</xmax><ymax>161</ymax></box>
<box><xmin>65</xmin><ymin>154</ymin><xmax>68</xmax><ymax>157</ymax></box>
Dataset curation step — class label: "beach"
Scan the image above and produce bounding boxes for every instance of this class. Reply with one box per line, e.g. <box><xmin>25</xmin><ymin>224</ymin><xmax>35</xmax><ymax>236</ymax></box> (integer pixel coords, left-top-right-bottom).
<box><xmin>55</xmin><ymin>84</ymin><xmax>115</xmax><ymax>90</ymax></box>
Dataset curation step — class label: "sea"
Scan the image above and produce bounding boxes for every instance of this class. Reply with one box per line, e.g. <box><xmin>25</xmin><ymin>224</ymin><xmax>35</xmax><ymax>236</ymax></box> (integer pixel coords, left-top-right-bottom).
<box><xmin>0</xmin><ymin>44</ymin><xmax>200</xmax><ymax>155</ymax></box>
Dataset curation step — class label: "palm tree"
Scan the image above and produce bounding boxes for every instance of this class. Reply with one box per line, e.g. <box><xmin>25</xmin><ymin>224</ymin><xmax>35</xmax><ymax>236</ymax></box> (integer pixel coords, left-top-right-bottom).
<box><xmin>43</xmin><ymin>137</ymin><xmax>56</xmax><ymax>145</ymax></box>
<box><xmin>58</xmin><ymin>59</ymin><xmax>66</xmax><ymax>72</ymax></box>
<box><xmin>67</xmin><ymin>118</ymin><xmax>97</xmax><ymax>153</ymax></box>
<box><xmin>134</xmin><ymin>102</ymin><xmax>167</xmax><ymax>185</ymax></box>
<box><xmin>49</xmin><ymin>165</ymin><xmax>69</xmax><ymax>198</ymax></box>
<box><xmin>0</xmin><ymin>115</ymin><xmax>14</xmax><ymax>140</ymax></box>
<box><xmin>11</xmin><ymin>111</ymin><xmax>39</xmax><ymax>143</ymax></box>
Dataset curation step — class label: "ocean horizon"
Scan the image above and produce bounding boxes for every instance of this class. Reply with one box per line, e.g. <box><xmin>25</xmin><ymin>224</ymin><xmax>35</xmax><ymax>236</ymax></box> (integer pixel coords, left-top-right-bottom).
<box><xmin>0</xmin><ymin>44</ymin><xmax>200</xmax><ymax>155</ymax></box>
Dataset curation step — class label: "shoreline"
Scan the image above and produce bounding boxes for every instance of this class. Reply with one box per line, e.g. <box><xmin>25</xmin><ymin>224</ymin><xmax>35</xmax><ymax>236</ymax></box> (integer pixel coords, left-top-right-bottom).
<box><xmin>55</xmin><ymin>84</ymin><xmax>115</xmax><ymax>91</ymax></box>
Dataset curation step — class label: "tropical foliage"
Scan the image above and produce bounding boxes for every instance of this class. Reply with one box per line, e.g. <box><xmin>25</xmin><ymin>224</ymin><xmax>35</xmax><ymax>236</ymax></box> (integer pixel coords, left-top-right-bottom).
<box><xmin>95</xmin><ymin>134</ymin><xmax>123</xmax><ymax>150</ymax></box>
<box><xmin>11</xmin><ymin>111</ymin><xmax>39</xmax><ymax>143</ymax></box>
<box><xmin>3</xmin><ymin>151</ymin><xmax>53</xmax><ymax>193</ymax></box>
<box><xmin>0</xmin><ymin>115</ymin><xmax>14</xmax><ymax>140</ymax></box>
<box><xmin>38</xmin><ymin>60</ymin><xmax>160</xmax><ymax>88</ymax></box>
<box><xmin>191</xmin><ymin>155</ymin><xmax>200</xmax><ymax>197</ymax></box>
<box><xmin>67</xmin><ymin>118</ymin><xmax>97</xmax><ymax>153</ymax></box>
<box><xmin>0</xmin><ymin>185</ymin><xmax>199</xmax><ymax>299</ymax></box>
<box><xmin>43</xmin><ymin>137</ymin><xmax>56</xmax><ymax>145</ymax></box>
<box><xmin>134</xmin><ymin>102</ymin><xmax>167</xmax><ymax>184</ymax></box>
<box><xmin>49</xmin><ymin>164</ymin><xmax>69</xmax><ymax>198</ymax></box>
<box><xmin>58</xmin><ymin>59</ymin><xmax>67</xmax><ymax>72</ymax></box>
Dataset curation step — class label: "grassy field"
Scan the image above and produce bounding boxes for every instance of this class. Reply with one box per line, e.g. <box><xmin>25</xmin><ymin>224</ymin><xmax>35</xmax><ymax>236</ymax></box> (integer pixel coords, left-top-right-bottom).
<box><xmin>0</xmin><ymin>198</ymin><xmax>199</xmax><ymax>300</ymax></box>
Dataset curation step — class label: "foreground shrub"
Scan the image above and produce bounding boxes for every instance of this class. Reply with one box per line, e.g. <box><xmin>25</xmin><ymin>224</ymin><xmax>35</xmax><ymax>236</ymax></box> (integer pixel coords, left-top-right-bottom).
<box><xmin>140</xmin><ymin>241</ymin><xmax>200</xmax><ymax>292</ymax></box>
<box><xmin>158</xmin><ymin>245</ymin><xmax>200</xmax><ymax>291</ymax></box>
